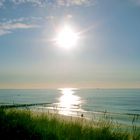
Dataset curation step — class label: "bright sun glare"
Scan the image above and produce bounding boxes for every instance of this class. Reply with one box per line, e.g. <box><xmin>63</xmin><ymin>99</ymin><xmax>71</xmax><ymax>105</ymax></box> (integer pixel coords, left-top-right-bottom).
<box><xmin>58</xmin><ymin>88</ymin><xmax>81</xmax><ymax>115</ymax></box>
<box><xmin>56</xmin><ymin>25</ymin><xmax>79</xmax><ymax>49</ymax></box>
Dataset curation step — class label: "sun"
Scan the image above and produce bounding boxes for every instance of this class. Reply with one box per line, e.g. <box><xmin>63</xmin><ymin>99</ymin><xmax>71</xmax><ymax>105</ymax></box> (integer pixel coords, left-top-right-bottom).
<box><xmin>55</xmin><ymin>25</ymin><xmax>79</xmax><ymax>49</ymax></box>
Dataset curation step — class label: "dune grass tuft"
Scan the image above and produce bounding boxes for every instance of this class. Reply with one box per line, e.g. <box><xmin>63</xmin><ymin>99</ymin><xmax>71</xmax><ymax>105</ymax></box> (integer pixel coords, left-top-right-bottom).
<box><xmin>0</xmin><ymin>108</ymin><xmax>139</xmax><ymax>140</ymax></box>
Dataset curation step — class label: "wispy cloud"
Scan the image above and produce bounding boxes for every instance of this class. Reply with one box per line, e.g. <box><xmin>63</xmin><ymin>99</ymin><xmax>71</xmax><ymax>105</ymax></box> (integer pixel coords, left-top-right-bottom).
<box><xmin>0</xmin><ymin>19</ymin><xmax>38</xmax><ymax>36</ymax></box>
<box><xmin>56</xmin><ymin>0</ymin><xmax>94</xmax><ymax>6</ymax></box>
<box><xmin>0</xmin><ymin>22</ymin><xmax>37</xmax><ymax>30</ymax></box>
<box><xmin>0</xmin><ymin>0</ymin><xmax>96</xmax><ymax>8</ymax></box>
<box><xmin>0</xmin><ymin>0</ymin><xmax>137</xmax><ymax>8</ymax></box>
<box><xmin>11</xmin><ymin>0</ymin><xmax>44</xmax><ymax>7</ymax></box>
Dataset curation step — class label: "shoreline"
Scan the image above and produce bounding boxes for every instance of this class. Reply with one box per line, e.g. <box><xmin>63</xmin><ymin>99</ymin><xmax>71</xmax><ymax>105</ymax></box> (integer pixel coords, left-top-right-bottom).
<box><xmin>0</xmin><ymin>103</ymin><xmax>140</xmax><ymax>126</ymax></box>
<box><xmin>1</xmin><ymin>103</ymin><xmax>140</xmax><ymax>115</ymax></box>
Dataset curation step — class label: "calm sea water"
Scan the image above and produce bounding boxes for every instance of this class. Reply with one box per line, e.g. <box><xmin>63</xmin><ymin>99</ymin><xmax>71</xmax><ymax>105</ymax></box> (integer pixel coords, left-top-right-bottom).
<box><xmin>0</xmin><ymin>89</ymin><xmax>140</xmax><ymax>125</ymax></box>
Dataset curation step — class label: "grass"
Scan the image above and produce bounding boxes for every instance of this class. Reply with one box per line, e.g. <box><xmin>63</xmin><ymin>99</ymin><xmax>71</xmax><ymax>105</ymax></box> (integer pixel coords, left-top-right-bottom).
<box><xmin>0</xmin><ymin>108</ymin><xmax>139</xmax><ymax>140</ymax></box>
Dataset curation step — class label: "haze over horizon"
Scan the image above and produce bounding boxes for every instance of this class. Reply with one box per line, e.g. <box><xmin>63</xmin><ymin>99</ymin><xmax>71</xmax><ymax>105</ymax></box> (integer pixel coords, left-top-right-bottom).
<box><xmin>0</xmin><ymin>0</ymin><xmax>140</xmax><ymax>89</ymax></box>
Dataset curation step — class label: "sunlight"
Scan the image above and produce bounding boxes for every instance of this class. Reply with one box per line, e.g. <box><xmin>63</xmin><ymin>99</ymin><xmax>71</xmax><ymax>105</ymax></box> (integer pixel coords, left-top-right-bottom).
<box><xmin>55</xmin><ymin>25</ymin><xmax>79</xmax><ymax>49</ymax></box>
<box><xmin>58</xmin><ymin>88</ymin><xmax>81</xmax><ymax>115</ymax></box>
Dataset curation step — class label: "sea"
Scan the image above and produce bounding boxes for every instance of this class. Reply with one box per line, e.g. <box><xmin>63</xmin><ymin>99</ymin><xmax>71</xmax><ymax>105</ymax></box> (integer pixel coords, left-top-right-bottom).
<box><xmin>0</xmin><ymin>88</ymin><xmax>140</xmax><ymax>126</ymax></box>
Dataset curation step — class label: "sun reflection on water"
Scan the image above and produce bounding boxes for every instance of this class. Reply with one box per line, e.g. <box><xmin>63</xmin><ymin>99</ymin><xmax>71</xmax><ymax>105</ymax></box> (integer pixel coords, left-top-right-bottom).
<box><xmin>58</xmin><ymin>88</ymin><xmax>82</xmax><ymax>116</ymax></box>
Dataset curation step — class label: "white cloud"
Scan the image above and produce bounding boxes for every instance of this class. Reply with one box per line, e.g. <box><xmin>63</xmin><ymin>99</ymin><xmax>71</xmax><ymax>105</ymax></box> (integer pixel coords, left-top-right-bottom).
<box><xmin>10</xmin><ymin>0</ymin><xmax>95</xmax><ymax>7</ymax></box>
<box><xmin>0</xmin><ymin>22</ymin><xmax>37</xmax><ymax>30</ymax></box>
<box><xmin>0</xmin><ymin>20</ymin><xmax>38</xmax><ymax>36</ymax></box>
<box><xmin>11</xmin><ymin>0</ymin><xmax>44</xmax><ymax>6</ymax></box>
<box><xmin>56</xmin><ymin>0</ymin><xmax>88</xmax><ymax>6</ymax></box>
<box><xmin>0</xmin><ymin>0</ymin><xmax>96</xmax><ymax>8</ymax></box>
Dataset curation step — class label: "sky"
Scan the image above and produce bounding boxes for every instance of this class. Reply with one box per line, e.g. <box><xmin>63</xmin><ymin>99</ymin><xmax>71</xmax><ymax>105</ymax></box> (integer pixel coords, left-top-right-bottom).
<box><xmin>0</xmin><ymin>0</ymin><xmax>140</xmax><ymax>89</ymax></box>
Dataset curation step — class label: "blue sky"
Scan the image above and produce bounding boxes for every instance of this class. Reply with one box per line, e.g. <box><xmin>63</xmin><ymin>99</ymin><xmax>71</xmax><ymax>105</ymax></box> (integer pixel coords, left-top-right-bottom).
<box><xmin>0</xmin><ymin>0</ymin><xmax>140</xmax><ymax>89</ymax></box>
